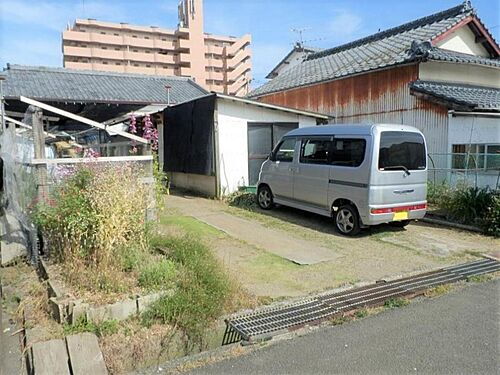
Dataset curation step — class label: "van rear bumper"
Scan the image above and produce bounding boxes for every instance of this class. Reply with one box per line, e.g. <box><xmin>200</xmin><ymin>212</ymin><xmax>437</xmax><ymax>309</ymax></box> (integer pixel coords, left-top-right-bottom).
<box><xmin>362</xmin><ymin>202</ymin><xmax>427</xmax><ymax>226</ymax></box>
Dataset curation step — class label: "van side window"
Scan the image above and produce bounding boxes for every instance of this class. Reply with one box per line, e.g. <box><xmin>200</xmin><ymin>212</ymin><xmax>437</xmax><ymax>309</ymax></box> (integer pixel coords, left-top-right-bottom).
<box><xmin>274</xmin><ymin>138</ymin><xmax>295</xmax><ymax>162</ymax></box>
<box><xmin>300</xmin><ymin>139</ymin><xmax>330</xmax><ymax>164</ymax></box>
<box><xmin>331</xmin><ymin>139</ymin><xmax>366</xmax><ymax>167</ymax></box>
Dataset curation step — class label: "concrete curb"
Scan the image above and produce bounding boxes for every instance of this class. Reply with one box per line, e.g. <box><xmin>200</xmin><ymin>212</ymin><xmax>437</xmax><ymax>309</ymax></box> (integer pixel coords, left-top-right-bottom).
<box><xmin>421</xmin><ymin>216</ymin><xmax>482</xmax><ymax>233</ymax></box>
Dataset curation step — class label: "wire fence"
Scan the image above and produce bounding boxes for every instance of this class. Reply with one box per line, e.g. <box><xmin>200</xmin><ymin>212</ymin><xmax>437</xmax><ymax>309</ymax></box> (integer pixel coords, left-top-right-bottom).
<box><xmin>427</xmin><ymin>153</ymin><xmax>500</xmax><ymax>189</ymax></box>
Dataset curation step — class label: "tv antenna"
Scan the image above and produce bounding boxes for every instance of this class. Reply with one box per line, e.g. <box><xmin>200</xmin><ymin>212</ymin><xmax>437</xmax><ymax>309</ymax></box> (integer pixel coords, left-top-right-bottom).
<box><xmin>291</xmin><ymin>27</ymin><xmax>311</xmax><ymax>48</ymax></box>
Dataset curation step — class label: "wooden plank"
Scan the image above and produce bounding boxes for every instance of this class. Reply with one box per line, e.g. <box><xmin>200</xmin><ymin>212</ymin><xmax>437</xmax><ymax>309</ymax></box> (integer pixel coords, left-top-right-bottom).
<box><xmin>32</xmin><ymin>339</ymin><xmax>70</xmax><ymax>375</ymax></box>
<box><xmin>1</xmin><ymin>114</ymin><xmax>57</xmax><ymax>139</ymax></box>
<box><xmin>30</xmin><ymin>155</ymin><xmax>153</xmax><ymax>165</ymax></box>
<box><xmin>20</xmin><ymin>96</ymin><xmax>149</xmax><ymax>144</ymax></box>
<box><xmin>66</xmin><ymin>333</ymin><xmax>108</xmax><ymax>375</ymax></box>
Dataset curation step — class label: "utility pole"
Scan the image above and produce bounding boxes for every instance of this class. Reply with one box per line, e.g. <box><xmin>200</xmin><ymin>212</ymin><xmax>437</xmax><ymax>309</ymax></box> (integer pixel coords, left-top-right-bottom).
<box><xmin>31</xmin><ymin>106</ymin><xmax>48</xmax><ymax>202</ymax></box>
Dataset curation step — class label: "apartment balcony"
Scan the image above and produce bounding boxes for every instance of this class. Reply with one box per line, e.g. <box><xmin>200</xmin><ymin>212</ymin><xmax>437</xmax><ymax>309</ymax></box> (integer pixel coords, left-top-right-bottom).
<box><xmin>63</xmin><ymin>45</ymin><xmax>92</xmax><ymax>58</ymax></box>
<box><xmin>64</xmin><ymin>61</ymin><xmax>93</xmax><ymax>70</ymax></box>
<box><xmin>123</xmin><ymin>36</ymin><xmax>155</xmax><ymax>49</ymax></box>
<box><xmin>63</xmin><ymin>30</ymin><xmax>124</xmax><ymax>46</ymax></box>
<box><xmin>227</xmin><ymin>59</ymin><xmax>251</xmax><ymax>82</ymax></box>
<box><xmin>155</xmin><ymin>53</ymin><xmax>176</xmax><ymax>65</ymax></box>
<box><xmin>125</xmin><ymin>51</ymin><xmax>157</xmax><ymax>63</ymax></box>
<box><xmin>227</xmin><ymin>48</ymin><xmax>251</xmax><ymax>69</ymax></box>
<box><xmin>126</xmin><ymin>65</ymin><xmax>158</xmax><ymax>75</ymax></box>
<box><xmin>206</xmin><ymin>71</ymin><xmax>224</xmax><ymax>81</ymax></box>
<box><xmin>228</xmin><ymin>76</ymin><xmax>250</xmax><ymax>96</ymax></box>
<box><xmin>179</xmin><ymin>67</ymin><xmax>191</xmax><ymax>76</ymax></box>
<box><xmin>206</xmin><ymin>58</ymin><xmax>223</xmax><ymax>69</ymax></box>
<box><xmin>226</xmin><ymin>34</ymin><xmax>251</xmax><ymax>57</ymax></box>
<box><xmin>177</xmin><ymin>38</ymin><xmax>191</xmax><ymax>51</ymax></box>
<box><xmin>178</xmin><ymin>52</ymin><xmax>191</xmax><ymax>64</ymax></box>
<box><xmin>204</xmin><ymin>44</ymin><xmax>223</xmax><ymax>55</ymax></box>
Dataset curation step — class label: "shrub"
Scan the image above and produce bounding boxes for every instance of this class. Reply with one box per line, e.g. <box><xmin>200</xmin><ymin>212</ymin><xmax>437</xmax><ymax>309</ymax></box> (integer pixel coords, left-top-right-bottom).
<box><xmin>32</xmin><ymin>163</ymin><xmax>149</xmax><ymax>291</ymax></box>
<box><xmin>225</xmin><ymin>191</ymin><xmax>258</xmax><ymax>210</ymax></box>
<box><xmin>63</xmin><ymin>316</ymin><xmax>119</xmax><ymax>337</ymax></box>
<box><xmin>142</xmin><ymin>235</ymin><xmax>232</xmax><ymax>349</ymax></box>
<box><xmin>483</xmin><ymin>192</ymin><xmax>500</xmax><ymax>236</ymax></box>
<box><xmin>441</xmin><ymin>185</ymin><xmax>492</xmax><ymax>225</ymax></box>
<box><xmin>138</xmin><ymin>259</ymin><xmax>177</xmax><ymax>291</ymax></box>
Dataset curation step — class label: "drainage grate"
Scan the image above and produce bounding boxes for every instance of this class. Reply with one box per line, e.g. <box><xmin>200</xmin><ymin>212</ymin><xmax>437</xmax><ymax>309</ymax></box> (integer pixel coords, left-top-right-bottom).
<box><xmin>222</xmin><ymin>258</ymin><xmax>499</xmax><ymax>345</ymax></box>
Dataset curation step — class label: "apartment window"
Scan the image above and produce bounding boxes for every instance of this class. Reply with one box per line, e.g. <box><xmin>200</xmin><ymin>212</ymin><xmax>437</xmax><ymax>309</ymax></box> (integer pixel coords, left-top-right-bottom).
<box><xmin>144</xmin><ymin>36</ymin><xmax>150</xmax><ymax>39</ymax></box>
<box><xmin>102</xmin><ymin>46</ymin><xmax>107</xmax><ymax>49</ymax></box>
<box><xmin>114</xmin><ymin>47</ymin><xmax>120</xmax><ymax>51</ymax></box>
<box><xmin>452</xmin><ymin>144</ymin><xmax>500</xmax><ymax>170</ymax></box>
<box><xmin>132</xmin><ymin>35</ymin><xmax>137</xmax><ymax>38</ymax></box>
<box><xmin>161</xmin><ymin>38</ymin><xmax>166</xmax><ymax>41</ymax></box>
<box><xmin>100</xmin><ymin>31</ymin><xmax>106</xmax><ymax>35</ymax></box>
<box><xmin>81</xmin><ymin>44</ymin><xmax>87</xmax><ymax>48</ymax></box>
<box><xmin>133</xmin><ymin>63</ymin><xmax>139</xmax><ymax>67</ymax></box>
<box><xmin>146</xmin><ymin>64</ymin><xmax>151</xmax><ymax>67</ymax></box>
<box><xmin>133</xmin><ymin>49</ymin><xmax>138</xmax><ymax>52</ymax></box>
<box><xmin>102</xmin><ymin>61</ymin><xmax>108</xmax><ymax>65</ymax></box>
<box><xmin>115</xmin><ymin>62</ymin><xmax>121</xmax><ymax>65</ymax></box>
<box><xmin>146</xmin><ymin>50</ymin><xmax>151</xmax><ymax>53</ymax></box>
<box><xmin>114</xmin><ymin>33</ymin><xmax>119</xmax><ymax>36</ymax></box>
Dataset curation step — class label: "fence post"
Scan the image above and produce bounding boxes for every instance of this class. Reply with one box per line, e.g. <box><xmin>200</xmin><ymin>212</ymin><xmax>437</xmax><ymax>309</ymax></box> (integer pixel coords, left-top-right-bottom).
<box><xmin>31</xmin><ymin>106</ymin><xmax>48</xmax><ymax>202</ymax></box>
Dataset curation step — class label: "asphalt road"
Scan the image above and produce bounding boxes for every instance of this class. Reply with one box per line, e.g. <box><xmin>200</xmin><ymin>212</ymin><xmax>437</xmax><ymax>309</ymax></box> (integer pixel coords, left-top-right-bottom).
<box><xmin>192</xmin><ymin>280</ymin><xmax>500</xmax><ymax>375</ymax></box>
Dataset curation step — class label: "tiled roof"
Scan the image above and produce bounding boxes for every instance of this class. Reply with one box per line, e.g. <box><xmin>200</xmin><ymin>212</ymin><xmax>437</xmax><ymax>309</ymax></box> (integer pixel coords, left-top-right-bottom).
<box><xmin>1</xmin><ymin>64</ymin><xmax>208</xmax><ymax>104</ymax></box>
<box><xmin>410</xmin><ymin>80</ymin><xmax>500</xmax><ymax>110</ymax></box>
<box><xmin>425</xmin><ymin>47</ymin><xmax>500</xmax><ymax>67</ymax></box>
<box><xmin>249</xmin><ymin>2</ymin><xmax>498</xmax><ymax>98</ymax></box>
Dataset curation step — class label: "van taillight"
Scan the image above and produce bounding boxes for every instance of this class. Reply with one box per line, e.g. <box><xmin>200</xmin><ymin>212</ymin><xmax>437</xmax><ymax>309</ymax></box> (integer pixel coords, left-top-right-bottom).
<box><xmin>371</xmin><ymin>203</ymin><xmax>427</xmax><ymax>214</ymax></box>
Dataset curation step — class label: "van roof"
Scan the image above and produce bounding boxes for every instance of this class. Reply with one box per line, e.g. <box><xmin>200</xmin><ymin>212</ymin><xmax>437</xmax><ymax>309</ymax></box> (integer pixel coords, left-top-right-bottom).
<box><xmin>284</xmin><ymin>123</ymin><xmax>422</xmax><ymax>137</ymax></box>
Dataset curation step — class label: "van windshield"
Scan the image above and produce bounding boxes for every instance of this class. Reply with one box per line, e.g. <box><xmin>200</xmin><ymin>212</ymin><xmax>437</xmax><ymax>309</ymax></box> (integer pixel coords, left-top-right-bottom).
<box><xmin>379</xmin><ymin>131</ymin><xmax>426</xmax><ymax>171</ymax></box>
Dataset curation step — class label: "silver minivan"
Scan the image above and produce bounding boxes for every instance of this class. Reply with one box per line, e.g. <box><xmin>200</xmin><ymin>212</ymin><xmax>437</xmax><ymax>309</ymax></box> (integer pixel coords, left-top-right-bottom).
<box><xmin>256</xmin><ymin>124</ymin><xmax>428</xmax><ymax>235</ymax></box>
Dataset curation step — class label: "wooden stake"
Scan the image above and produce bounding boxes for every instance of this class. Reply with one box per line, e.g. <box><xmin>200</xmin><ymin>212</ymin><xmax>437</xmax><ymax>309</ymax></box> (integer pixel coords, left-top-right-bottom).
<box><xmin>31</xmin><ymin>106</ymin><xmax>49</xmax><ymax>202</ymax></box>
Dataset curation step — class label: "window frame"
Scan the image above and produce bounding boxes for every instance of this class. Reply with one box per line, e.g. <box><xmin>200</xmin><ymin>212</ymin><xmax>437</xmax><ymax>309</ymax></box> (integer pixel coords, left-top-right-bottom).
<box><xmin>378</xmin><ymin>131</ymin><xmax>426</xmax><ymax>171</ymax></box>
<box><xmin>299</xmin><ymin>137</ymin><xmax>332</xmax><ymax>165</ymax></box>
<box><xmin>271</xmin><ymin>137</ymin><xmax>296</xmax><ymax>163</ymax></box>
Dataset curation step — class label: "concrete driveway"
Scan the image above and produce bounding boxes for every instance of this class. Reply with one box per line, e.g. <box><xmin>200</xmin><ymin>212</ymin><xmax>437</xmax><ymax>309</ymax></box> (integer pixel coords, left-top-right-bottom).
<box><xmin>162</xmin><ymin>193</ymin><xmax>500</xmax><ymax>298</ymax></box>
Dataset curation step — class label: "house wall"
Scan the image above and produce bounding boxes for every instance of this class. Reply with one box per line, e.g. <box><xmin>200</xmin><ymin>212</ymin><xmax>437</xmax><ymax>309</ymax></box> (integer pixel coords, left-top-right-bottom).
<box><xmin>257</xmin><ymin>64</ymin><xmax>450</xmax><ymax>156</ymax></box>
<box><xmin>168</xmin><ymin>172</ymin><xmax>216</xmax><ymax>196</ymax></box>
<box><xmin>217</xmin><ymin>99</ymin><xmax>318</xmax><ymax>194</ymax></box>
<box><xmin>436</xmin><ymin>25</ymin><xmax>490</xmax><ymax>57</ymax></box>
<box><xmin>445</xmin><ymin>114</ymin><xmax>500</xmax><ymax>188</ymax></box>
<box><xmin>419</xmin><ymin>61</ymin><xmax>500</xmax><ymax>88</ymax></box>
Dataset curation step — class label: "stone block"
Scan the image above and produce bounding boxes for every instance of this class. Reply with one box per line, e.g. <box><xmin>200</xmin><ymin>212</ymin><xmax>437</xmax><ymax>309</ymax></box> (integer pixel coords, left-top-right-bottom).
<box><xmin>48</xmin><ymin>297</ymin><xmax>68</xmax><ymax>323</ymax></box>
<box><xmin>66</xmin><ymin>333</ymin><xmax>108</xmax><ymax>375</ymax></box>
<box><xmin>32</xmin><ymin>338</ymin><xmax>70</xmax><ymax>375</ymax></box>
<box><xmin>87</xmin><ymin>298</ymin><xmax>137</xmax><ymax>323</ymax></box>
<box><xmin>47</xmin><ymin>278</ymin><xmax>66</xmax><ymax>298</ymax></box>
<box><xmin>0</xmin><ymin>240</ymin><xmax>27</xmax><ymax>266</ymax></box>
<box><xmin>137</xmin><ymin>290</ymin><xmax>173</xmax><ymax>313</ymax></box>
<box><xmin>70</xmin><ymin>302</ymin><xmax>89</xmax><ymax>325</ymax></box>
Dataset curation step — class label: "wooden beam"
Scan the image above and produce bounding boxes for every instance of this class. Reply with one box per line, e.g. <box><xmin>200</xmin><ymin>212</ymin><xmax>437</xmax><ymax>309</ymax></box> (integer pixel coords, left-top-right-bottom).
<box><xmin>30</xmin><ymin>155</ymin><xmax>153</xmax><ymax>165</ymax></box>
<box><xmin>1</xmin><ymin>114</ymin><xmax>57</xmax><ymax>139</ymax></box>
<box><xmin>19</xmin><ymin>96</ymin><xmax>149</xmax><ymax>144</ymax></box>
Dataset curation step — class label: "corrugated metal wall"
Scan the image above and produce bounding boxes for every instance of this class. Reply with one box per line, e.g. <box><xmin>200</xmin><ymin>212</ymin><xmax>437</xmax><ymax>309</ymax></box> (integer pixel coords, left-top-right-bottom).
<box><xmin>258</xmin><ymin>64</ymin><xmax>449</xmax><ymax>155</ymax></box>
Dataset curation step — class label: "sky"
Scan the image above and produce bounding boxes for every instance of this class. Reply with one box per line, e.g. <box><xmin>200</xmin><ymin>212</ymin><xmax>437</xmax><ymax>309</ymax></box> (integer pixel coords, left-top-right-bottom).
<box><xmin>0</xmin><ymin>0</ymin><xmax>498</xmax><ymax>88</ymax></box>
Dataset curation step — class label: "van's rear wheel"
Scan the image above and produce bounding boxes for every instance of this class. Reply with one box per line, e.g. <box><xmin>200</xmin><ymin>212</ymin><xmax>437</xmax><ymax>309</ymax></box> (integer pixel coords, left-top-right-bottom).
<box><xmin>257</xmin><ymin>185</ymin><xmax>274</xmax><ymax>210</ymax></box>
<box><xmin>334</xmin><ymin>205</ymin><xmax>361</xmax><ymax>236</ymax></box>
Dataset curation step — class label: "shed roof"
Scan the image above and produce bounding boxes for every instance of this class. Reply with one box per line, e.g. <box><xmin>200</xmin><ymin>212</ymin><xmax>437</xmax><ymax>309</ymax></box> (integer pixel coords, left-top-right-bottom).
<box><xmin>410</xmin><ymin>80</ymin><xmax>500</xmax><ymax>110</ymax></box>
<box><xmin>249</xmin><ymin>2</ymin><xmax>499</xmax><ymax>98</ymax></box>
<box><xmin>1</xmin><ymin>64</ymin><xmax>208</xmax><ymax>105</ymax></box>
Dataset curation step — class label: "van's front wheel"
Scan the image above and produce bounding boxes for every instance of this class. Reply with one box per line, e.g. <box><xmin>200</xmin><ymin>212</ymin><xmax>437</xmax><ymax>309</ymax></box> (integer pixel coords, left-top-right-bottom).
<box><xmin>334</xmin><ymin>205</ymin><xmax>361</xmax><ymax>236</ymax></box>
<box><xmin>257</xmin><ymin>185</ymin><xmax>274</xmax><ymax>210</ymax></box>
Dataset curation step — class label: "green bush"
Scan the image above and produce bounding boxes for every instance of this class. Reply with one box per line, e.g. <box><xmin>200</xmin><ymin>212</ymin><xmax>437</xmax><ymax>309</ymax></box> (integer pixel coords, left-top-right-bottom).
<box><xmin>142</xmin><ymin>235</ymin><xmax>232</xmax><ymax>348</ymax></box>
<box><xmin>441</xmin><ymin>185</ymin><xmax>493</xmax><ymax>225</ymax></box>
<box><xmin>483</xmin><ymin>193</ymin><xmax>500</xmax><ymax>236</ymax></box>
<box><xmin>427</xmin><ymin>182</ymin><xmax>499</xmax><ymax>236</ymax></box>
<box><xmin>31</xmin><ymin>164</ymin><xmax>149</xmax><ymax>292</ymax></box>
<box><xmin>138</xmin><ymin>259</ymin><xmax>177</xmax><ymax>291</ymax></box>
<box><xmin>225</xmin><ymin>191</ymin><xmax>258</xmax><ymax>210</ymax></box>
